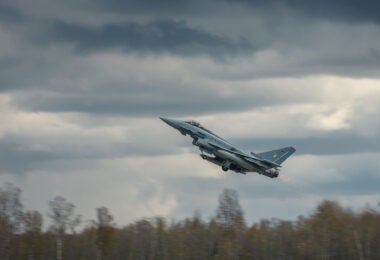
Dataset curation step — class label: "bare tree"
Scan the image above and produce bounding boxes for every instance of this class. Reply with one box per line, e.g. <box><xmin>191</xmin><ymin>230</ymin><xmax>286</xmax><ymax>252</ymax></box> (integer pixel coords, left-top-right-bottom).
<box><xmin>0</xmin><ymin>183</ymin><xmax>24</xmax><ymax>231</ymax></box>
<box><xmin>215</xmin><ymin>189</ymin><xmax>246</xmax><ymax>260</ymax></box>
<box><xmin>93</xmin><ymin>207</ymin><xmax>116</xmax><ymax>260</ymax></box>
<box><xmin>0</xmin><ymin>183</ymin><xmax>24</xmax><ymax>260</ymax></box>
<box><xmin>48</xmin><ymin>196</ymin><xmax>81</xmax><ymax>260</ymax></box>
<box><xmin>24</xmin><ymin>210</ymin><xmax>43</xmax><ymax>260</ymax></box>
<box><xmin>216</xmin><ymin>189</ymin><xmax>245</xmax><ymax>230</ymax></box>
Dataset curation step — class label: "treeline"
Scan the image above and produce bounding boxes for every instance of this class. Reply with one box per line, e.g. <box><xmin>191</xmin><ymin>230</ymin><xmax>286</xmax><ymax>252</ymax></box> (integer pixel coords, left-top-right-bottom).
<box><xmin>1</xmin><ymin>182</ymin><xmax>380</xmax><ymax>260</ymax></box>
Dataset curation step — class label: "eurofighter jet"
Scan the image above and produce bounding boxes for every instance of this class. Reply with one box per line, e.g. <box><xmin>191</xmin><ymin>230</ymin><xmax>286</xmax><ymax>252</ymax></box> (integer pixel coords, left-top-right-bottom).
<box><xmin>160</xmin><ymin>117</ymin><xmax>295</xmax><ymax>178</ymax></box>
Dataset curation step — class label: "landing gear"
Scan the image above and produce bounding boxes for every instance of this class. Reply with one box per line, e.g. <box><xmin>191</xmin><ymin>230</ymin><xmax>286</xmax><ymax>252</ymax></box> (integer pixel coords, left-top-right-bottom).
<box><xmin>221</xmin><ymin>160</ymin><xmax>231</xmax><ymax>172</ymax></box>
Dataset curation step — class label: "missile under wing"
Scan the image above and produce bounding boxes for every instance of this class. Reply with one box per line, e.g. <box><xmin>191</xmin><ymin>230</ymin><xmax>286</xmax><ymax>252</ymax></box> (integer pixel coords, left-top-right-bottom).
<box><xmin>160</xmin><ymin>117</ymin><xmax>296</xmax><ymax>178</ymax></box>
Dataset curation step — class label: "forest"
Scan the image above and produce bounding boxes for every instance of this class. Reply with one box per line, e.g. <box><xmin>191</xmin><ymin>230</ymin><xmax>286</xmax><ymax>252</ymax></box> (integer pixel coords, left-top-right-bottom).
<box><xmin>1</xmin><ymin>182</ymin><xmax>380</xmax><ymax>260</ymax></box>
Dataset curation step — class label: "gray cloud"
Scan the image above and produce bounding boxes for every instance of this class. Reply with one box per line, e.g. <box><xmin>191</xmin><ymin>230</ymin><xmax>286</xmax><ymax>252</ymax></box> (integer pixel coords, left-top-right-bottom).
<box><xmin>1</xmin><ymin>0</ymin><xmax>380</xmax><ymax>225</ymax></box>
<box><xmin>165</xmin><ymin>172</ymin><xmax>380</xmax><ymax>205</ymax></box>
<box><xmin>13</xmin><ymin>83</ymin><xmax>320</xmax><ymax>117</ymax></box>
<box><xmin>0</xmin><ymin>3</ymin><xmax>22</xmax><ymax>23</ymax></box>
<box><xmin>164</xmin><ymin>155</ymin><xmax>380</xmax><ymax>221</ymax></box>
<box><xmin>0</xmin><ymin>130</ymin><xmax>181</xmax><ymax>174</ymax></box>
<box><xmin>90</xmin><ymin>0</ymin><xmax>380</xmax><ymax>24</ymax></box>
<box><xmin>1</xmin><ymin>0</ymin><xmax>380</xmax><ymax>97</ymax></box>
<box><xmin>91</xmin><ymin>0</ymin><xmax>210</xmax><ymax>14</ymax></box>
<box><xmin>318</xmin><ymin>172</ymin><xmax>380</xmax><ymax>196</ymax></box>
<box><xmin>41</xmin><ymin>20</ymin><xmax>253</xmax><ymax>57</ymax></box>
<box><xmin>224</xmin><ymin>0</ymin><xmax>380</xmax><ymax>24</ymax></box>
<box><xmin>233</xmin><ymin>136</ymin><xmax>380</xmax><ymax>156</ymax></box>
<box><xmin>0</xmin><ymin>139</ymin><xmax>54</xmax><ymax>174</ymax></box>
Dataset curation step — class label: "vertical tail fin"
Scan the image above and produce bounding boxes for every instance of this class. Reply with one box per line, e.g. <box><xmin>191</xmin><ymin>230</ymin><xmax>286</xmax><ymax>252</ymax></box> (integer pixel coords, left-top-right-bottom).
<box><xmin>256</xmin><ymin>146</ymin><xmax>296</xmax><ymax>165</ymax></box>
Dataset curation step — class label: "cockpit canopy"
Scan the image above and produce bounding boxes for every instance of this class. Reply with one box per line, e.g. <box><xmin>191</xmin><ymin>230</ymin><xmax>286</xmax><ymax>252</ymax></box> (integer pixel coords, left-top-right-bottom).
<box><xmin>185</xmin><ymin>120</ymin><xmax>226</xmax><ymax>141</ymax></box>
<box><xmin>186</xmin><ymin>120</ymin><xmax>202</xmax><ymax>127</ymax></box>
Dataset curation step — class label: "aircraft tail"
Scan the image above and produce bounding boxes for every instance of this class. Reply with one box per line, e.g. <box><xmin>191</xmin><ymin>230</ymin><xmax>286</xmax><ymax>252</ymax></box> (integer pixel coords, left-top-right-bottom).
<box><xmin>256</xmin><ymin>146</ymin><xmax>296</xmax><ymax>165</ymax></box>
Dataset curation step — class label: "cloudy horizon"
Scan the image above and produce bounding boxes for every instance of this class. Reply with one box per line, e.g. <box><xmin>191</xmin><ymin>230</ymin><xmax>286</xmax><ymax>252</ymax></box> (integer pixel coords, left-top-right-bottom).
<box><xmin>1</xmin><ymin>0</ymin><xmax>380</xmax><ymax>226</ymax></box>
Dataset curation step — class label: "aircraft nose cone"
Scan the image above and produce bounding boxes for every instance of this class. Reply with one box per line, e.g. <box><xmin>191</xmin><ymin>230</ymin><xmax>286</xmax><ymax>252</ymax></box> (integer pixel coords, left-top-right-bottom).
<box><xmin>159</xmin><ymin>117</ymin><xmax>169</xmax><ymax>123</ymax></box>
<box><xmin>160</xmin><ymin>117</ymin><xmax>171</xmax><ymax>125</ymax></box>
<box><xmin>160</xmin><ymin>117</ymin><xmax>179</xmax><ymax>128</ymax></box>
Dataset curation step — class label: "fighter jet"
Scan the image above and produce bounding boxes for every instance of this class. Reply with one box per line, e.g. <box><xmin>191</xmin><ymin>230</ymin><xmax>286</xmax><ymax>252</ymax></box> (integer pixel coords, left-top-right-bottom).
<box><xmin>160</xmin><ymin>117</ymin><xmax>295</xmax><ymax>178</ymax></box>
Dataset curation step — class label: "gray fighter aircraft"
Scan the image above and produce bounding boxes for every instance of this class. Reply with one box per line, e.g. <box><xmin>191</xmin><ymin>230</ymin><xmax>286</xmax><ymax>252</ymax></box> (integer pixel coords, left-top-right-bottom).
<box><xmin>160</xmin><ymin>117</ymin><xmax>295</xmax><ymax>178</ymax></box>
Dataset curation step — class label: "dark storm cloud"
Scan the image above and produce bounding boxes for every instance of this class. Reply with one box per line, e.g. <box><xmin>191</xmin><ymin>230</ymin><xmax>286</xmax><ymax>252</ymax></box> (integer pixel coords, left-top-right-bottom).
<box><xmin>91</xmin><ymin>0</ymin><xmax>380</xmax><ymax>24</ymax></box>
<box><xmin>1</xmin><ymin>0</ymin><xmax>380</xmax><ymax>226</ymax></box>
<box><xmin>14</xmin><ymin>85</ymin><xmax>316</xmax><ymax>116</ymax></box>
<box><xmin>92</xmin><ymin>0</ymin><xmax>208</xmax><ymax>13</ymax></box>
<box><xmin>16</xmin><ymin>91</ymin><xmax>251</xmax><ymax>116</ymax></box>
<box><xmin>0</xmin><ymin>130</ymin><xmax>181</xmax><ymax>174</ymax></box>
<box><xmin>0</xmin><ymin>139</ymin><xmax>54</xmax><ymax>174</ymax></box>
<box><xmin>44</xmin><ymin>20</ymin><xmax>252</xmax><ymax>57</ymax></box>
<box><xmin>1</xmin><ymin>0</ymin><xmax>379</xmax><ymax>96</ymax></box>
<box><xmin>233</xmin><ymin>136</ymin><xmax>380</xmax><ymax>156</ymax></box>
<box><xmin>0</xmin><ymin>3</ymin><xmax>22</xmax><ymax>23</ymax></box>
<box><xmin>225</xmin><ymin>0</ymin><xmax>380</xmax><ymax>24</ymax></box>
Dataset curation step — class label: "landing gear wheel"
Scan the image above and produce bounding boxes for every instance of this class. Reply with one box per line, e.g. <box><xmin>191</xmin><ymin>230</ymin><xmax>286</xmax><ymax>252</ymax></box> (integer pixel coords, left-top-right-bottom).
<box><xmin>222</xmin><ymin>165</ymin><xmax>229</xmax><ymax>172</ymax></box>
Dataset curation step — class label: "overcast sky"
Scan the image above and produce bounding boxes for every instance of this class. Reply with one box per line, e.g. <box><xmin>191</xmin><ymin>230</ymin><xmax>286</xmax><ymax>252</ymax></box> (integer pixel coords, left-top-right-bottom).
<box><xmin>1</xmin><ymin>0</ymin><xmax>380</xmax><ymax>226</ymax></box>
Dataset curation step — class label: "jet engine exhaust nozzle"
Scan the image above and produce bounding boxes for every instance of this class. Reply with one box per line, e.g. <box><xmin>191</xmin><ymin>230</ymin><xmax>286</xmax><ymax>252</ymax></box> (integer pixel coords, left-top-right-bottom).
<box><xmin>264</xmin><ymin>168</ymin><xmax>280</xmax><ymax>178</ymax></box>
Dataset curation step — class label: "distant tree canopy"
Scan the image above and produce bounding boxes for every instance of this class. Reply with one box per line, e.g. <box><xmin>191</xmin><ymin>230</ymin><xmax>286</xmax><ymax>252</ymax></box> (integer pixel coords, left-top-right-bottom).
<box><xmin>216</xmin><ymin>189</ymin><xmax>245</xmax><ymax>230</ymax></box>
<box><xmin>0</xmin><ymin>183</ymin><xmax>380</xmax><ymax>260</ymax></box>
